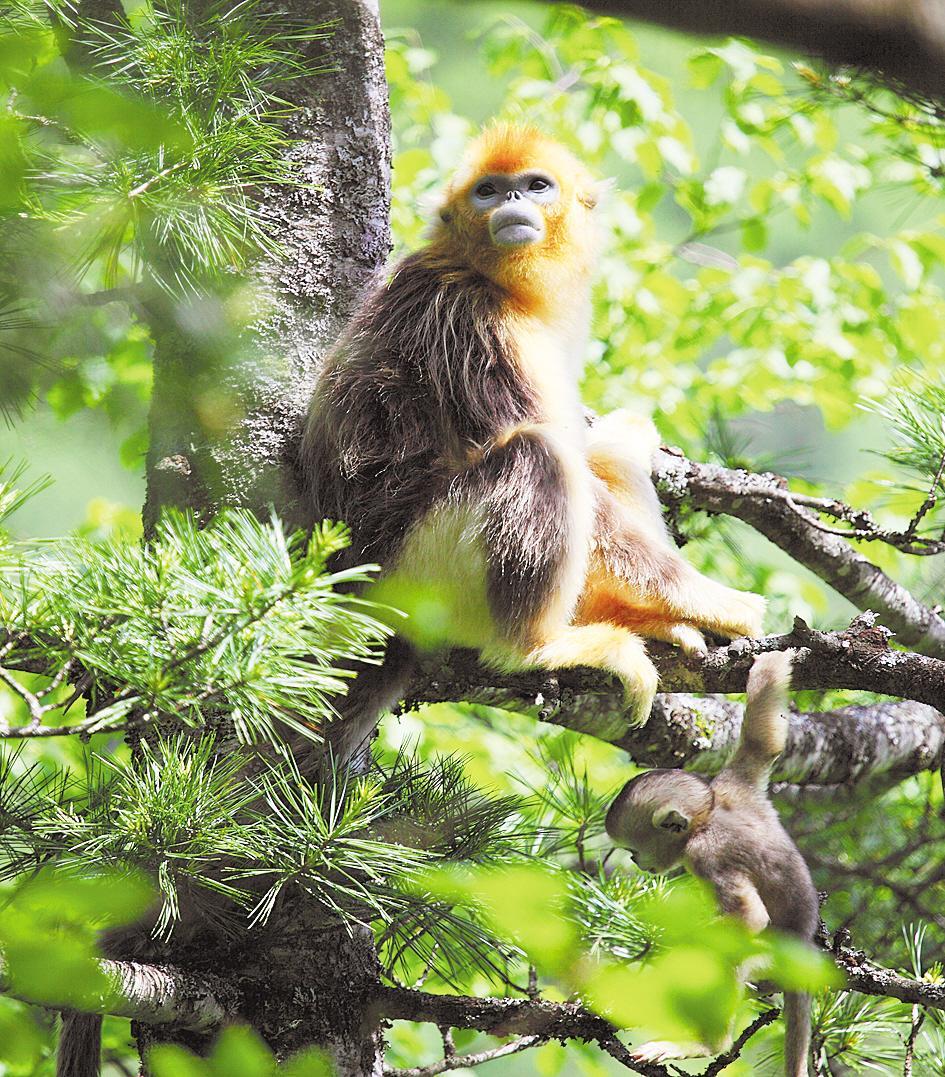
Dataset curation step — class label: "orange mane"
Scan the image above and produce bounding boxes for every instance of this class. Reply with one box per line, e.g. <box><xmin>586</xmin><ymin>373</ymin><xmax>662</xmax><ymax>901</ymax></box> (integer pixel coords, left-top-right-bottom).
<box><xmin>432</xmin><ymin>122</ymin><xmax>603</xmax><ymax>319</ymax></box>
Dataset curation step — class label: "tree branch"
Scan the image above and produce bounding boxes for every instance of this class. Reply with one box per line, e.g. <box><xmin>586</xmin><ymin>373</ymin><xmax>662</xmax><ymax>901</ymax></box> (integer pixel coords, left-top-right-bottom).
<box><xmin>832</xmin><ymin>935</ymin><xmax>945</xmax><ymax>1011</ymax></box>
<box><xmin>407</xmin><ymin>613</ymin><xmax>945</xmax><ymax>784</ymax></box>
<box><xmin>652</xmin><ymin>450</ymin><xmax>945</xmax><ymax>659</ymax></box>
<box><xmin>369</xmin><ymin>987</ymin><xmax>671</xmax><ymax>1076</ymax></box>
<box><xmin>0</xmin><ymin>958</ymin><xmax>237</xmax><ymax>1032</ymax></box>
<box><xmin>2</xmin><ymin>946</ymin><xmax>944</xmax><ymax>1062</ymax></box>
<box><xmin>556</xmin><ymin>0</ymin><xmax>945</xmax><ymax>102</ymax></box>
<box><xmin>383</xmin><ymin>1035</ymin><xmax>542</xmax><ymax>1077</ymax></box>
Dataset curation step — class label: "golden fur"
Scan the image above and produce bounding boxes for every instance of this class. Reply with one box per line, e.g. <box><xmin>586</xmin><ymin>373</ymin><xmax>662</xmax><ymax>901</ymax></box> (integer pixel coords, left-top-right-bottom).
<box><xmin>301</xmin><ymin>123</ymin><xmax>766</xmax><ymax>747</ymax></box>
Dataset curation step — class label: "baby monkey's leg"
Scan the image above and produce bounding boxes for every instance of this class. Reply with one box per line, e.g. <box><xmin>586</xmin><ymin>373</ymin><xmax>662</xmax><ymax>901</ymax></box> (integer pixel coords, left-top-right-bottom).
<box><xmin>629</xmin><ymin>1040</ymin><xmax>719</xmax><ymax>1064</ymax></box>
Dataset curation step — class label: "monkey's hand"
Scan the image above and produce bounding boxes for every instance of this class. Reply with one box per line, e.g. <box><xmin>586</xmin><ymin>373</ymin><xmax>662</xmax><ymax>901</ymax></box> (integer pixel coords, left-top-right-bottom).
<box><xmin>629</xmin><ymin>1040</ymin><xmax>713</xmax><ymax>1063</ymax></box>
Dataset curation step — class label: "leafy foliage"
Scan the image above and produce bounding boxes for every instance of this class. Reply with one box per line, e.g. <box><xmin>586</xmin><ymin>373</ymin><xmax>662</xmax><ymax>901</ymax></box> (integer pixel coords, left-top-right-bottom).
<box><xmin>1</xmin><ymin>509</ymin><xmax>387</xmax><ymax>743</ymax></box>
<box><xmin>150</xmin><ymin>1026</ymin><xmax>331</xmax><ymax>1077</ymax></box>
<box><xmin>0</xmin><ymin>0</ymin><xmax>325</xmax><ymax>436</ymax></box>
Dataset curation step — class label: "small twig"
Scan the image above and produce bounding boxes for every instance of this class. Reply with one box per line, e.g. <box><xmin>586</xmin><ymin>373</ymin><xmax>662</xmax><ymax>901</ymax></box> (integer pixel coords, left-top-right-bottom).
<box><xmin>0</xmin><ymin>720</ymin><xmax>130</xmax><ymax>740</ymax></box>
<box><xmin>701</xmin><ymin>1009</ymin><xmax>780</xmax><ymax>1075</ymax></box>
<box><xmin>0</xmin><ymin>666</ymin><xmax>43</xmax><ymax>728</ymax></box>
<box><xmin>903</xmin><ymin>1004</ymin><xmax>924</xmax><ymax>1077</ymax></box>
<box><xmin>903</xmin><ymin>449</ymin><xmax>945</xmax><ymax>541</ymax></box>
<box><xmin>127</xmin><ymin>160</ymin><xmax>189</xmax><ymax>199</ymax></box>
<box><xmin>34</xmin><ymin>657</ymin><xmax>73</xmax><ymax>701</ymax></box>
<box><xmin>383</xmin><ymin>1035</ymin><xmax>542</xmax><ymax>1076</ymax></box>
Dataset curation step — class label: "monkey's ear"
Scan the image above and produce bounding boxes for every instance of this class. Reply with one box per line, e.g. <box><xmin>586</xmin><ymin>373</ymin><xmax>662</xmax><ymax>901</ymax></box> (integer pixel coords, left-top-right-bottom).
<box><xmin>439</xmin><ymin>207</ymin><xmax>453</xmax><ymax>224</ymax></box>
<box><xmin>579</xmin><ymin>177</ymin><xmax>616</xmax><ymax>210</ymax></box>
<box><xmin>652</xmin><ymin>805</ymin><xmax>690</xmax><ymax>834</ymax></box>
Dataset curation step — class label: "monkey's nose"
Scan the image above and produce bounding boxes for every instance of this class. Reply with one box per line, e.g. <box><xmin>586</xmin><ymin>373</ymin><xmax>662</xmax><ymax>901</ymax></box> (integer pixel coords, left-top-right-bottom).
<box><xmin>506</xmin><ymin>190</ymin><xmax>523</xmax><ymax>201</ymax></box>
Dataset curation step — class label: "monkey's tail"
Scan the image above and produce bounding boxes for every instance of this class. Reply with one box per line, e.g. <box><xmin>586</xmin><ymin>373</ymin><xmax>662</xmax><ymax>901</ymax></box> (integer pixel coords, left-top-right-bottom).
<box><xmin>57</xmin><ymin>1012</ymin><xmax>102</xmax><ymax>1077</ymax></box>
<box><xmin>323</xmin><ymin>635</ymin><xmax>417</xmax><ymax>768</ymax></box>
<box><xmin>783</xmin><ymin>991</ymin><xmax>811</xmax><ymax>1077</ymax></box>
<box><xmin>741</xmin><ymin>650</ymin><xmax>795</xmax><ymax>762</ymax></box>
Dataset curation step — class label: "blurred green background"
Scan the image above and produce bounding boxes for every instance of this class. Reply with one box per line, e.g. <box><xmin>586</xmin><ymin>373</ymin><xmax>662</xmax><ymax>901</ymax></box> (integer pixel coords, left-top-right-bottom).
<box><xmin>3</xmin><ymin>0</ymin><xmax>930</xmax><ymax>543</ymax></box>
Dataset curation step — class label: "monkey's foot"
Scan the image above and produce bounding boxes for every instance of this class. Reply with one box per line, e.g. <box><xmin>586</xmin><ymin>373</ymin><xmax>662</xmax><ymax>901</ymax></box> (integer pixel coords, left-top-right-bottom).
<box><xmin>704</xmin><ymin>588</ymin><xmax>766</xmax><ymax>641</ymax></box>
<box><xmin>523</xmin><ymin>623</ymin><xmax>658</xmax><ymax>727</ymax></box>
<box><xmin>629</xmin><ymin>1040</ymin><xmax>712</xmax><ymax>1063</ymax></box>
<box><xmin>665</xmin><ymin>622</ymin><xmax>708</xmax><ymax>658</ymax></box>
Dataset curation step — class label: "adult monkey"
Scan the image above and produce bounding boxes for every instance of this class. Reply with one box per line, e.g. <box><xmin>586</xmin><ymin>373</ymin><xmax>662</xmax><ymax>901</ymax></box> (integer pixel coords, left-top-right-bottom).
<box><xmin>300</xmin><ymin>123</ymin><xmax>764</xmax><ymax>757</ymax></box>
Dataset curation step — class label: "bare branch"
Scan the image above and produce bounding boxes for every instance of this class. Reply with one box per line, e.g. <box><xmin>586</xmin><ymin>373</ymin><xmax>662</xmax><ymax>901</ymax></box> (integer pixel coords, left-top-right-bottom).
<box><xmin>408</xmin><ymin>614</ymin><xmax>945</xmax><ymax>785</ymax></box>
<box><xmin>543</xmin><ymin>0</ymin><xmax>945</xmax><ymax>102</ymax></box>
<box><xmin>832</xmin><ymin>934</ymin><xmax>945</xmax><ymax>1012</ymax></box>
<box><xmin>370</xmin><ymin>987</ymin><xmax>670</xmax><ymax>1076</ymax></box>
<box><xmin>652</xmin><ymin>450</ymin><xmax>945</xmax><ymax>658</ymax></box>
<box><xmin>383</xmin><ymin>1035</ymin><xmax>541</xmax><ymax>1077</ymax></box>
<box><xmin>702</xmin><ymin>1009</ymin><xmax>780</xmax><ymax>1076</ymax></box>
<box><xmin>0</xmin><ymin>958</ymin><xmax>237</xmax><ymax>1031</ymax></box>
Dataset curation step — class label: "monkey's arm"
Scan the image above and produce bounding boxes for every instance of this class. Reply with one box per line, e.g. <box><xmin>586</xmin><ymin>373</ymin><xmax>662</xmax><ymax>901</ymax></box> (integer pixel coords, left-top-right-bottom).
<box><xmin>690</xmin><ymin>859</ymin><xmax>771</xmax><ymax>934</ymax></box>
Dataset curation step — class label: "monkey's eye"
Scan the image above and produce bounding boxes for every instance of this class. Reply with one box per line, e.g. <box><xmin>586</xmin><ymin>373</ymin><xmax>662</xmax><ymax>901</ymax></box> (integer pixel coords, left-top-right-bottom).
<box><xmin>528</xmin><ymin>177</ymin><xmax>551</xmax><ymax>191</ymax></box>
<box><xmin>475</xmin><ymin>182</ymin><xmax>497</xmax><ymax>198</ymax></box>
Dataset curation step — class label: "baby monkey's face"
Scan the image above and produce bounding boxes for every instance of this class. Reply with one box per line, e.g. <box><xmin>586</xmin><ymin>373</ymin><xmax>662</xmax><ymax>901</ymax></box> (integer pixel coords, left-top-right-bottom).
<box><xmin>605</xmin><ymin>771</ymin><xmax>713</xmax><ymax>874</ymax></box>
<box><xmin>610</xmin><ymin>812</ymin><xmax>687</xmax><ymax>874</ymax></box>
<box><xmin>467</xmin><ymin>170</ymin><xmax>561</xmax><ymax>248</ymax></box>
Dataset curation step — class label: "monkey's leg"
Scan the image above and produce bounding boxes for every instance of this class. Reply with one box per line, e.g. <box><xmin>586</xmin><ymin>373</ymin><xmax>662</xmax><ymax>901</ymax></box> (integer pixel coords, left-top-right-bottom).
<box><xmin>575</xmin><ymin>591</ymin><xmax>708</xmax><ymax>657</ymax></box>
<box><xmin>463</xmin><ymin>428</ymin><xmax>657</xmax><ymax>726</ymax></box>
<box><xmin>595</xmin><ymin>531</ymin><xmax>766</xmax><ymax>641</ymax></box>
<box><xmin>314</xmin><ymin>636</ymin><xmax>417</xmax><ymax>771</ymax></box>
<box><xmin>588</xmin><ymin>421</ymin><xmax>766</xmax><ymax>641</ymax></box>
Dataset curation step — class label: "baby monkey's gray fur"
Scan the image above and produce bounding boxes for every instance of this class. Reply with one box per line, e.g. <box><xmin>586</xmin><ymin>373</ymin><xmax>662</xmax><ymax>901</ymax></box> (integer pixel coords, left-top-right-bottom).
<box><xmin>605</xmin><ymin>651</ymin><xmax>817</xmax><ymax>1076</ymax></box>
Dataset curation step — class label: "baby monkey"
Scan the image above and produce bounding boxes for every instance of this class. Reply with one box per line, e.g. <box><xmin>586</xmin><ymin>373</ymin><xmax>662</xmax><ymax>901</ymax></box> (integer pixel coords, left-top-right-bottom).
<box><xmin>605</xmin><ymin>651</ymin><xmax>816</xmax><ymax>1077</ymax></box>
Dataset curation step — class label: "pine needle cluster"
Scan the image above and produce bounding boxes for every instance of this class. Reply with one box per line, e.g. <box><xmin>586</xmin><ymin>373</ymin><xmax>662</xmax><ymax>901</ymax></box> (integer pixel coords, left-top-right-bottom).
<box><xmin>1</xmin><ymin>0</ymin><xmax>328</xmax><ymax>294</ymax></box>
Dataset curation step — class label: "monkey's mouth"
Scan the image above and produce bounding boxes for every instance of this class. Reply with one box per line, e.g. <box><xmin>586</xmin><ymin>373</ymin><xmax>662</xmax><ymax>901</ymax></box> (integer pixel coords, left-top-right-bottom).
<box><xmin>490</xmin><ymin>212</ymin><xmax>545</xmax><ymax>248</ymax></box>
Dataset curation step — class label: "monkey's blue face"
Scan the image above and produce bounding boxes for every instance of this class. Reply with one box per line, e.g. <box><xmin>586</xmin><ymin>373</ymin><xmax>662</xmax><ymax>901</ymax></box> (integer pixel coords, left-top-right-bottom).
<box><xmin>469</xmin><ymin>171</ymin><xmax>560</xmax><ymax>248</ymax></box>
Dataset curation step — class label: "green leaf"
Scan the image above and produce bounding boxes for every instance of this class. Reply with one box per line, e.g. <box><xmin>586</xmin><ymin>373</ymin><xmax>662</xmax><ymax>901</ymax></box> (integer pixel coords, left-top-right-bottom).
<box><xmin>208</xmin><ymin>1027</ymin><xmax>276</xmax><ymax>1077</ymax></box>
<box><xmin>688</xmin><ymin>52</ymin><xmax>722</xmax><ymax>90</ymax></box>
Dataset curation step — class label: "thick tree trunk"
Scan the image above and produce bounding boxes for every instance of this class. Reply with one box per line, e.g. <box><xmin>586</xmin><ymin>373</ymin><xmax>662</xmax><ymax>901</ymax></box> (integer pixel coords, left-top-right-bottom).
<box><xmin>143</xmin><ymin>0</ymin><xmax>391</xmax><ymax>533</ymax></box>
<box><xmin>140</xmin><ymin>1</ymin><xmax>392</xmax><ymax>1072</ymax></box>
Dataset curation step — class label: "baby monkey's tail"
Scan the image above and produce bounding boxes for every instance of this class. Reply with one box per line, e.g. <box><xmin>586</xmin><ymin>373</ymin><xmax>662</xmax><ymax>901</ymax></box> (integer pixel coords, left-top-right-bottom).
<box><xmin>783</xmin><ymin>990</ymin><xmax>811</xmax><ymax>1077</ymax></box>
<box><xmin>742</xmin><ymin>650</ymin><xmax>795</xmax><ymax>762</ymax></box>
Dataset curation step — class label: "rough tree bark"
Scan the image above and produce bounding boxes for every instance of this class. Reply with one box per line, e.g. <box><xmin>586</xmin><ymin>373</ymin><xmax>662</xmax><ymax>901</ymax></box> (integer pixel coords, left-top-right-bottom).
<box><xmin>138</xmin><ymin>1</ymin><xmax>392</xmax><ymax>1073</ymax></box>
<box><xmin>143</xmin><ymin>0</ymin><xmax>391</xmax><ymax>533</ymax></box>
